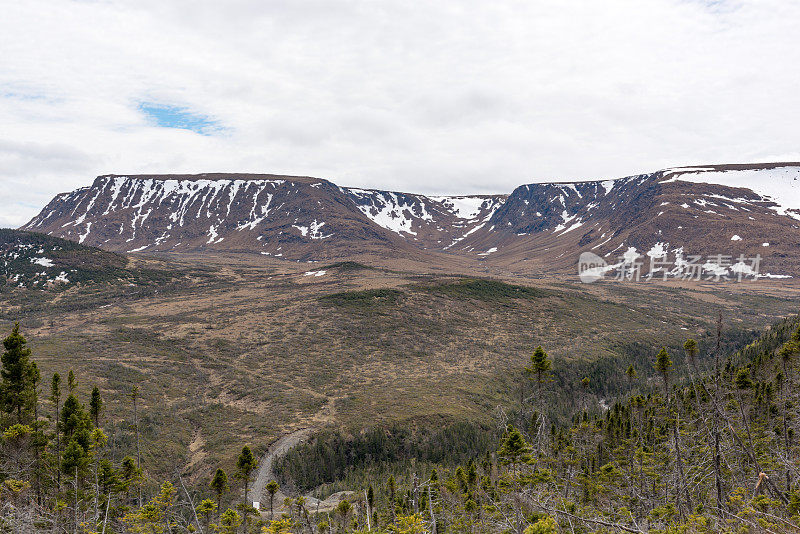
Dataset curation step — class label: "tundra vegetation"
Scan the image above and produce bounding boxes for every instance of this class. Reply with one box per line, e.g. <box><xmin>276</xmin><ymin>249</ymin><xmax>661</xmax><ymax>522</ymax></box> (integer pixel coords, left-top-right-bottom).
<box><xmin>2</xmin><ymin>311</ymin><xmax>800</xmax><ymax>533</ymax></box>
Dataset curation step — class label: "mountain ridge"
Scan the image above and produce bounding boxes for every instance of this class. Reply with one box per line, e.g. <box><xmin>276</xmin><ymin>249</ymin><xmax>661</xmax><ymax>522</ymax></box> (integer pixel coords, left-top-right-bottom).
<box><xmin>21</xmin><ymin>162</ymin><xmax>800</xmax><ymax>277</ymax></box>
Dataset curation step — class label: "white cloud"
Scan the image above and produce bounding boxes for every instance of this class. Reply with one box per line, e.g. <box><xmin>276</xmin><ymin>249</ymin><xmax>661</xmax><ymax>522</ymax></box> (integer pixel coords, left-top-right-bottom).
<box><xmin>1</xmin><ymin>0</ymin><xmax>799</xmax><ymax>227</ymax></box>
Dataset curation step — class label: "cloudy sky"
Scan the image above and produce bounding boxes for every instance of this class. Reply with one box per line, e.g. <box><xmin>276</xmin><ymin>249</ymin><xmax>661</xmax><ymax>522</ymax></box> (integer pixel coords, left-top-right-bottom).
<box><xmin>2</xmin><ymin>0</ymin><xmax>799</xmax><ymax>227</ymax></box>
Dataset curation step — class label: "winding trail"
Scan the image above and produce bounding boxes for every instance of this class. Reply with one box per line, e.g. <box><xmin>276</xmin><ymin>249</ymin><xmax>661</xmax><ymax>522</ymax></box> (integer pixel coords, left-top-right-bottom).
<box><xmin>250</xmin><ymin>426</ymin><xmax>357</xmax><ymax>517</ymax></box>
<box><xmin>251</xmin><ymin>428</ymin><xmax>313</xmax><ymax>513</ymax></box>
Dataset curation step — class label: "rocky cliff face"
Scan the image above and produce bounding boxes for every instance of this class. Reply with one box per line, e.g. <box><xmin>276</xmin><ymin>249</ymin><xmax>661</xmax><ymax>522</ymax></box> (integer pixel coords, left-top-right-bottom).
<box><xmin>22</xmin><ymin>163</ymin><xmax>800</xmax><ymax>277</ymax></box>
<box><xmin>25</xmin><ymin>174</ymin><xmax>407</xmax><ymax>260</ymax></box>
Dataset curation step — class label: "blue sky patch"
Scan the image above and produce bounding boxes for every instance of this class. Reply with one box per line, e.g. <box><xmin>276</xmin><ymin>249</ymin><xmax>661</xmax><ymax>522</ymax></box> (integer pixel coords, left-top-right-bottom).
<box><xmin>138</xmin><ymin>102</ymin><xmax>221</xmax><ymax>135</ymax></box>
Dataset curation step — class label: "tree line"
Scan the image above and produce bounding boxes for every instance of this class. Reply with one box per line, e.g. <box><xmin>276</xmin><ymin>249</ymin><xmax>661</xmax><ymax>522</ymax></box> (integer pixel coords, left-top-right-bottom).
<box><xmin>4</xmin><ymin>310</ymin><xmax>800</xmax><ymax>533</ymax></box>
<box><xmin>273</xmin><ymin>314</ymin><xmax>800</xmax><ymax>533</ymax></box>
<box><xmin>0</xmin><ymin>323</ymin><xmax>268</xmax><ymax>533</ymax></box>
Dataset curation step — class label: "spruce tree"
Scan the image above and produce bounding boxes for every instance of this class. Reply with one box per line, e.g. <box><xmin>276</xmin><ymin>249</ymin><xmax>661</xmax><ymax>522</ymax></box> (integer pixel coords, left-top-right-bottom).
<box><xmin>266</xmin><ymin>480</ymin><xmax>279</xmax><ymax>519</ymax></box>
<box><xmin>89</xmin><ymin>386</ymin><xmax>103</xmax><ymax>427</ymax></box>
<box><xmin>120</xmin><ymin>456</ymin><xmax>142</xmax><ymax>499</ymax></box>
<box><xmin>655</xmin><ymin>347</ymin><xmax>672</xmax><ymax>396</ymax></box>
<box><xmin>1</xmin><ymin>323</ymin><xmax>35</xmax><ymax>424</ymax></box>
<box><xmin>497</xmin><ymin>426</ymin><xmax>532</xmax><ymax>467</ymax></box>
<box><xmin>211</xmin><ymin>468</ymin><xmax>230</xmax><ymax>515</ymax></box>
<box><xmin>67</xmin><ymin>370</ymin><xmax>76</xmax><ymax>395</ymax></box>
<box><xmin>735</xmin><ymin>367</ymin><xmax>753</xmax><ymax>390</ymax></box>
<box><xmin>51</xmin><ymin>373</ymin><xmax>62</xmax><ymax>490</ymax></box>
<box><xmin>62</xmin><ymin>440</ymin><xmax>89</xmax><ymax>478</ymax></box>
<box><xmin>388</xmin><ymin>474</ymin><xmax>396</xmax><ymax>521</ymax></box>
<box><xmin>779</xmin><ymin>340</ymin><xmax>798</xmax><ymax>384</ymax></box>
<box><xmin>61</xmin><ymin>394</ymin><xmax>88</xmax><ymax>439</ymax></box>
<box><xmin>28</xmin><ymin>361</ymin><xmax>40</xmax><ymax>423</ymax></box>
<box><xmin>654</xmin><ymin>346</ymin><xmax>693</xmax><ymax>514</ymax></box>
<box><xmin>197</xmin><ymin>498</ymin><xmax>217</xmax><ymax>532</ymax></box>
<box><xmin>526</xmin><ymin>346</ymin><xmax>553</xmax><ymax>448</ymax></box>
<box><xmin>625</xmin><ymin>365</ymin><xmax>637</xmax><ymax>389</ymax></box>
<box><xmin>129</xmin><ymin>384</ymin><xmax>141</xmax><ymax>506</ymax></box>
<box><xmin>526</xmin><ymin>346</ymin><xmax>552</xmax><ymax>390</ymax></box>
<box><xmin>27</xmin><ymin>360</ymin><xmax>41</xmax><ymax>505</ymax></box>
<box><xmin>236</xmin><ymin>446</ymin><xmax>257</xmax><ymax>504</ymax></box>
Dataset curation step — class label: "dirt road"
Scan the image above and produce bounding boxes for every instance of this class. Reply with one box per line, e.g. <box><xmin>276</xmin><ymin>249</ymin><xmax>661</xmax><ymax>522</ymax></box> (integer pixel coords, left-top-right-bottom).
<box><xmin>251</xmin><ymin>428</ymin><xmax>313</xmax><ymax>513</ymax></box>
<box><xmin>250</xmin><ymin>427</ymin><xmax>357</xmax><ymax>517</ymax></box>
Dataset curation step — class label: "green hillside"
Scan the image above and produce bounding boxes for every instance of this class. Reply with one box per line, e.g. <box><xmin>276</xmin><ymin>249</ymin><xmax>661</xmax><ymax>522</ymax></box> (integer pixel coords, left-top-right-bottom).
<box><xmin>0</xmin><ymin>228</ymin><xmax>176</xmax><ymax>290</ymax></box>
<box><xmin>0</xmin><ymin>284</ymin><xmax>798</xmax><ymax>532</ymax></box>
<box><xmin>275</xmin><ymin>313</ymin><xmax>800</xmax><ymax>533</ymax></box>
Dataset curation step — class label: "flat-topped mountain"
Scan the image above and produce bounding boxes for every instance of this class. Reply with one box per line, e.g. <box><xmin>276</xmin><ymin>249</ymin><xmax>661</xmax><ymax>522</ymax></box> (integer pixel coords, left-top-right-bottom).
<box><xmin>22</xmin><ymin>163</ymin><xmax>800</xmax><ymax>277</ymax></box>
<box><xmin>23</xmin><ymin>173</ymin><xmax>504</xmax><ymax>260</ymax></box>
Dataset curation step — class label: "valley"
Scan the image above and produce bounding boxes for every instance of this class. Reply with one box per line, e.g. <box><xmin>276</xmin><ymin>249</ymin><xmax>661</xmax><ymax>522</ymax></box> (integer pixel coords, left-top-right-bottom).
<box><xmin>5</xmin><ymin>1</ymin><xmax>799</xmax><ymax>529</ymax></box>
<box><xmin>5</xmin><ymin>162</ymin><xmax>800</xmax><ymax>532</ymax></box>
<box><xmin>3</xmin><ymin>247</ymin><xmax>798</xmax><ymax>489</ymax></box>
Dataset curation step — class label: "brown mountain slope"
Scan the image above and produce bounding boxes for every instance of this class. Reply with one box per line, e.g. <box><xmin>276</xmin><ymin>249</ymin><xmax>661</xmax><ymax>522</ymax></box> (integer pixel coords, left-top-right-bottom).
<box><xmin>6</xmin><ymin>252</ymin><xmax>800</xmax><ymax>485</ymax></box>
<box><xmin>21</xmin><ymin>163</ymin><xmax>800</xmax><ymax>278</ymax></box>
<box><xmin>453</xmin><ymin>163</ymin><xmax>800</xmax><ymax>278</ymax></box>
<box><xmin>24</xmin><ymin>174</ymin><xmax>421</xmax><ymax>260</ymax></box>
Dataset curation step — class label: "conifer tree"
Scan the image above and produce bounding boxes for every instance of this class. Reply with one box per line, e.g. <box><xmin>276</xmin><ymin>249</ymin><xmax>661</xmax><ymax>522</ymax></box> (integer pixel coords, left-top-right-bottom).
<box><xmin>778</xmin><ymin>335</ymin><xmax>799</xmax><ymax>491</ymax></box>
<box><xmin>197</xmin><ymin>498</ymin><xmax>217</xmax><ymax>532</ymax></box>
<box><xmin>655</xmin><ymin>347</ymin><xmax>672</xmax><ymax>396</ymax></box>
<box><xmin>67</xmin><ymin>370</ymin><xmax>76</xmax><ymax>395</ymax></box>
<box><xmin>525</xmin><ymin>346</ymin><xmax>553</xmax><ymax>451</ymax></box>
<box><xmin>779</xmin><ymin>339</ymin><xmax>798</xmax><ymax>385</ymax></box>
<box><xmin>122</xmin><ymin>481</ymin><xmax>176</xmax><ymax>533</ymax></box>
<box><xmin>735</xmin><ymin>367</ymin><xmax>753</xmax><ymax>390</ymax></box>
<box><xmin>497</xmin><ymin>426</ymin><xmax>532</xmax><ymax>467</ymax></box>
<box><xmin>580</xmin><ymin>377</ymin><xmax>591</xmax><ymax>412</ymax></box>
<box><xmin>89</xmin><ymin>386</ymin><xmax>103</xmax><ymax>427</ymax></box>
<box><xmin>129</xmin><ymin>384</ymin><xmax>141</xmax><ymax>506</ymax></box>
<box><xmin>60</xmin><ymin>394</ymin><xmax>89</xmax><ymax>439</ymax></box>
<box><xmin>50</xmin><ymin>373</ymin><xmax>61</xmax><ymax>490</ymax></box>
<box><xmin>62</xmin><ymin>440</ymin><xmax>89</xmax><ymax>478</ymax></box>
<box><xmin>526</xmin><ymin>346</ymin><xmax>552</xmax><ymax>393</ymax></box>
<box><xmin>266</xmin><ymin>479</ymin><xmax>279</xmax><ymax>519</ymax></box>
<box><xmin>388</xmin><ymin>474</ymin><xmax>397</xmax><ymax>521</ymax></box>
<box><xmin>683</xmin><ymin>338</ymin><xmax>699</xmax><ymax>369</ymax></box>
<box><xmin>236</xmin><ymin>446</ymin><xmax>257</xmax><ymax>504</ymax></box>
<box><xmin>336</xmin><ymin>499</ymin><xmax>352</xmax><ymax>532</ymax></box>
<box><xmin>625</xmin><ymin>365</ymin><xmax>637</xmax><ymax>390</ymax></box>
<box><xmin>653</xmin><ymin>346</ymin><xmax>692</xmax><ymax>515</ymax></box>
<box><xmin>28</xmin><ymin>361</ymin><xmax>40</xmax><ymax>423</ymax></box>
<box><xmin>682</xmin><ymin>338</ymin><xmax>704</xmax><ymax>416</ymax></box>
<box><xmin>1</xmin><ymin>324</ymin><xmax>35</xmax><ymax>424</ymax></box>
<box><xmin>211</xmin><ymin>468</ymin><xmax>230</xmax><ymax>516</ymax></box>
<box><xmin>120</xmin><ymin>455</ymin><xmax>142</xmax><ymax>501</ymax></box>
<box><xmin>217</xmin><ymin>508</ymin><xmax>242</xmax><ymax>534</ymax></box>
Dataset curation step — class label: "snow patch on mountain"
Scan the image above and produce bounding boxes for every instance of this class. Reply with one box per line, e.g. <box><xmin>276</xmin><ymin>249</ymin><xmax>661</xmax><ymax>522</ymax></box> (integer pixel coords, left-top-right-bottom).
<box><xmin>348</xmin><ymin>189</ymin><xmax>503</xmax><ymax>239</ymax></box>
<box><xmin>429</xmin><ymin>196</ymin><xmax>489</xmax><ymax>219</ymax></box>
<box><xmin>30</xmin><ymin>257</ymin><xmax>54</xmax><ymax>267</ymax></box>
<box><xmin>664</xmin><ymin>166</ymin><xmax>800</xmax><ymax>220</ymax></box>
<box><xmin>293</xmin><ymin>220</ymin><xmax>332</xmax><ymax>240</ymax></box>
<box><xmin>78</xmin><ymin>222</ymin><xmax>92</xmax><ymax>244</ymax></box>
<box><xmin>348</xmin><ymin>189</ymin><xmax>424</xmax><ymax>235</ymax></box>
<box><xmin>600</xmin><ymin>180</ymin><xmax>616</xmax><ymax>195</ymax></box>
<box><xmin>646</xmin><ymin>242</ymin><xmax>668</xmax><ymax>258</ymax></box>
<box><xmin>28</xmin><ymin>176</ymin><xmax>290</xmax><ymax>246</ymax></box>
